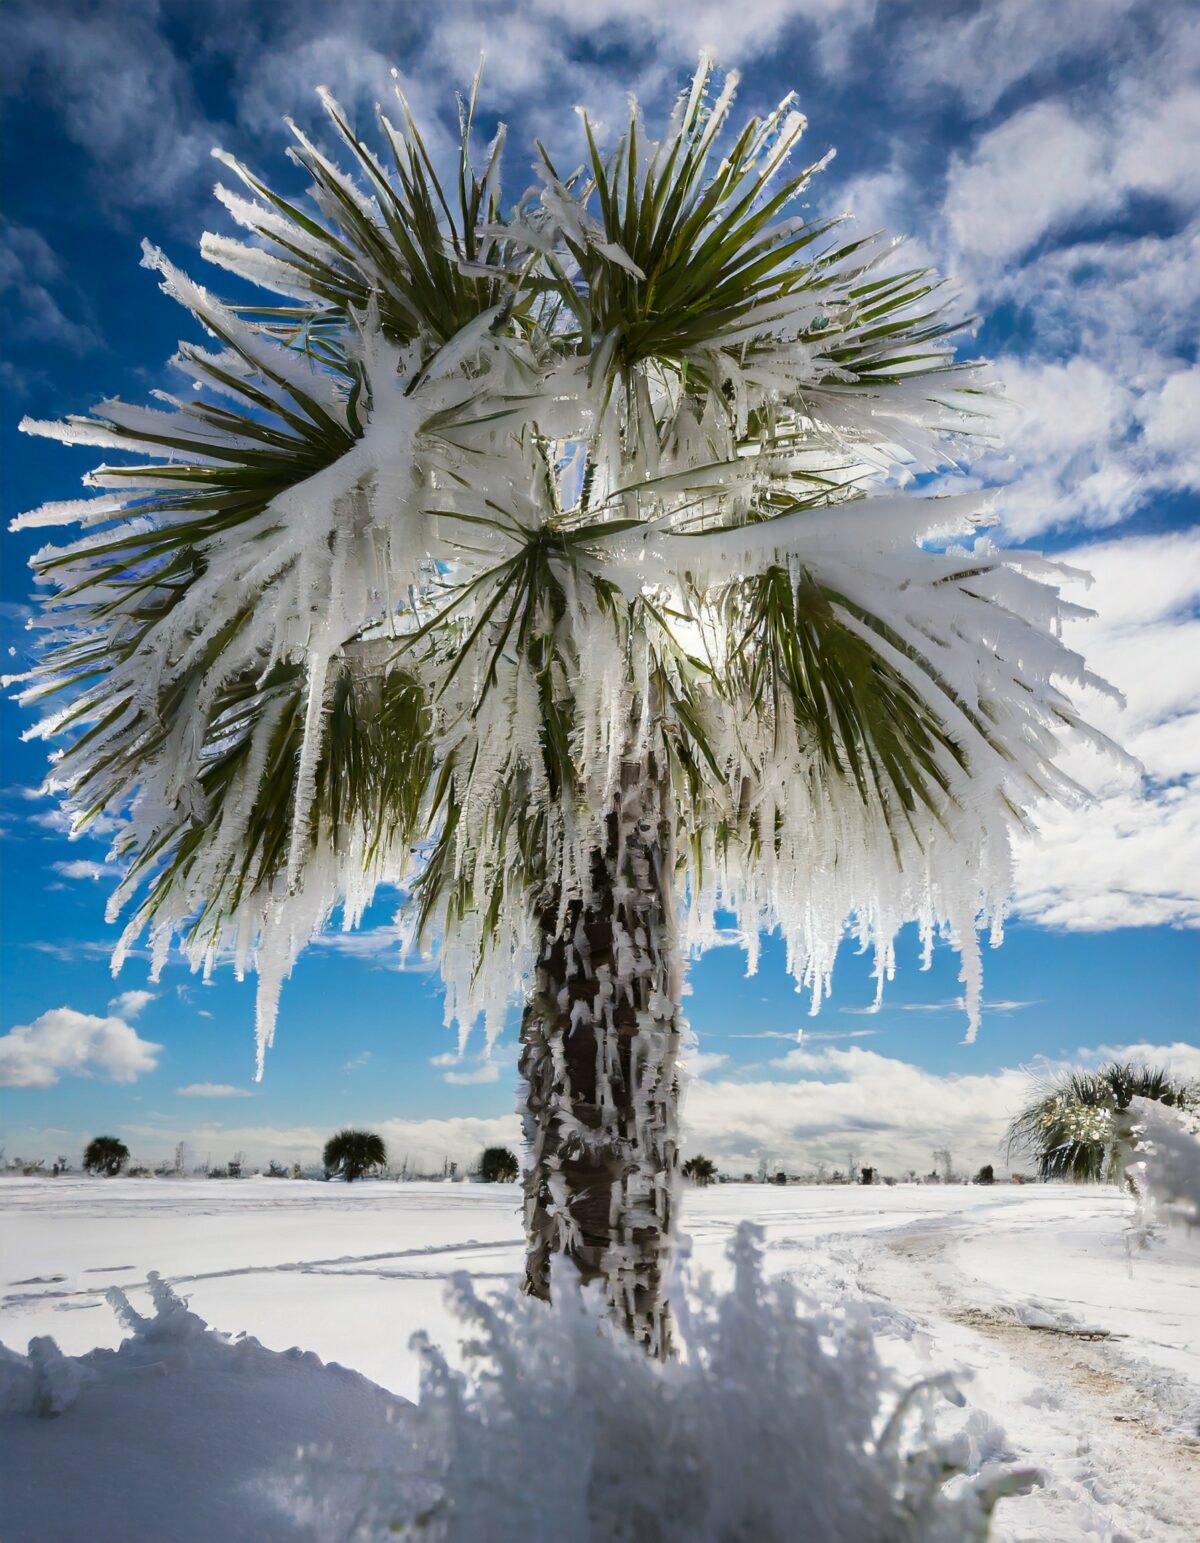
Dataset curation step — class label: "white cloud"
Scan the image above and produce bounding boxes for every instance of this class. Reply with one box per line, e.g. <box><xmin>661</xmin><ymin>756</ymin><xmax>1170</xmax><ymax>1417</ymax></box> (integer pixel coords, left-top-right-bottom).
<box><xmin>681</xmin><ymin>1050</ymin><xmax>730</xmax><ymax>1079</ymax></box>
<box><xmin>109</xmin><ymin>989</ymin><xmax>157</xmax><ymax>1020</ymax></box>
<box><xmin>51</xmin><ymin>859</ymin><xmax>117</xmax><ymax>882</ymax></box>
<box><xmin>175</xmin><ymin>1083</ymin><xmax>254</xmax><ymax>1098</ymax></box>
<box><xmin>340</xmin><ymin>1051</ymin><xmax>372</xmax><ymax>1073</ymax></box>
<box><xmin>313</xmin><ymin>922</ymin><xmax>436</xmax><ymax>971</ymax></box>
<box><xmin>524</xmin><ymin>0</ymin><xmax>875</xmax><ymax>72</ymax></box>
<box><xmin>0</xmin><ymin>1007</ymin><xmax>161</xmax><ymax>1089</ymax></box>
<box><xmin>1083</xmin><ymin>1042</ymin><xmax>1200</xmax><ymax>1083</ymax></box>
<box><xmin>442</xmin><ymin>1060</ymin><xmax>502</xmax><ymax>1086</ymax></box>
<box><xmin>684</xmin><ymin>1045</ymin><xmax>1030</xmax><ymax>1174</ymax></box>
<box><xmin>1012</xmin><ymin>529</ymin><xmax>1200</xmax><ymax>931</ymax></box>
<box><xmin>840</xmin><ymin>999</ymin><xmax>1040</xmax><ymax>1016</ymax></box>
<box><xmin>431</xmin><ymin>1044</ymin><xmax>508</xmax><ymax>1085</ymax></box>
<box><xmin>945</xmin><ymin>83</ymin><xmax>1198</xmax><ymax>284</ymax></box>
<box><xmin>0</xmin><ymin>221</ymin><xmax>99</xmax><ymax>352</ymax></box>
<box><xmin>682</xmin><ymin>1038</ymin><xmax>1200</xmax><ymax>1176</ymax></box>
<box><xmin>119</xmin><ymin>1113</ymin><xmax>521</xmax><ymax>1172</ymax></box>
<box><xmin>901</xmin><ymin>0</ymin><xmax>1147</xmax><ymax>118</ymax></box>
<box><xmin>945</xmin><ymin>102</ymin><xmax>1108</xmax><ymax>272</ymax></box>
<box><xmin>6</xmin><ymin>1</ymin><xmax>216</xmax><ymax>215</ymax></box>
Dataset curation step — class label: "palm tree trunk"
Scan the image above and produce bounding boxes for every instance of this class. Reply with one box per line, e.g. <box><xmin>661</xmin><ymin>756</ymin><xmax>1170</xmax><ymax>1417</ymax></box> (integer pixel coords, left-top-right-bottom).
<box><xmin>518</xmin><ymin>766</ymin><xmax>683</xmax><ymax>1357</ymax></box>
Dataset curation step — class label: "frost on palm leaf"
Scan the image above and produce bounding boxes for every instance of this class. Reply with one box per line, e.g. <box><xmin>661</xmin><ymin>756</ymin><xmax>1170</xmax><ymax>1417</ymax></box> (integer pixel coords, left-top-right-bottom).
<box><xmin>12</xmin><ymin>58</ymin><xmax>1112</xmax><ymax>1349</ymax></box>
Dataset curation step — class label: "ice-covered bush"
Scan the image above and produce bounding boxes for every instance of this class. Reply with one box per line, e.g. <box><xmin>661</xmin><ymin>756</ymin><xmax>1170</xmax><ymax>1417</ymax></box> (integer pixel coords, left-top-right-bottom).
<box><xmin>402</xmin><ymin>1224</ymin><xmax>1025</xmax><ymax>1541</ymax></box>
<box><xmin>1125</xmin><ymin>1096</ymin><xmax>1200</xmax><ymax>1231</ymax></box>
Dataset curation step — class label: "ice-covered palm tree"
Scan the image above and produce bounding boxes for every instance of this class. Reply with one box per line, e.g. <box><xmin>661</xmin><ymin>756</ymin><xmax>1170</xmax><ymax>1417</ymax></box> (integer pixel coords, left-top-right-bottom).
<box><xmin>14</xmin><ymin>62</ymin><xmax>1106</xmax><ymax>1353</ymax></box>
<box><xmin>1007</xmin><ymin>1062</ymin><xmax>1195</xmax><ymax>1186</ymax></box>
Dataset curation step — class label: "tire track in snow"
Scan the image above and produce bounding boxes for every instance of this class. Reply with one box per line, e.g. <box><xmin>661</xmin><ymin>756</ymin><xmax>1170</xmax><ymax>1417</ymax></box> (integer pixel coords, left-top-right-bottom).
<box><xmin>2</xmin><ymin>1236</ymin><xmax>524</xmax><ymax>1311</ymax></box>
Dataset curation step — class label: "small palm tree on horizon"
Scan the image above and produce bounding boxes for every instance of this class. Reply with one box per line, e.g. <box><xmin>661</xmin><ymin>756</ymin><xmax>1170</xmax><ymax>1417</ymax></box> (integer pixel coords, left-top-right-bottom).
<box><xmin>11</xmin><ymin>59</ymin><xmax>1108</xmax><ymax>1353</ymax></box>
<box><xmin>323</xmin><ymin>1129</ymin><xmax>387</xmax><ymax>1183</ymax></box>
<box><xmin>682</xmin><ymin>1155</ymin><xmax>718</xmax><ymax>1186</ymax></box>
<box><xmin>83</xmin><ymin>1136</ymin><xmax>130</xmax><ymax>1177</ymax></box>
<box><xmin>479</xmin><ymin>1146</ymin><xmax>519</xmax><ymax>1183</ymax></box>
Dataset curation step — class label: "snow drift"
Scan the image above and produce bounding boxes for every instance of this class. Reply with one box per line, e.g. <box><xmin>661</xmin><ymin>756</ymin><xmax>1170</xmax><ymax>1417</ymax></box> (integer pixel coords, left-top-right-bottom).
<box><xmin>0</xmin><ymin>1225</ymin><xmax>1026</xmax><ymax>1542</ymax></box>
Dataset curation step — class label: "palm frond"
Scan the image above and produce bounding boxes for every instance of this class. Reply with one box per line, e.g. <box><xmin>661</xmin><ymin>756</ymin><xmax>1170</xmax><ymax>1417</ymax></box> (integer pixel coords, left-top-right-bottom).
<box><xmin>202</xmin><ymin>73</ymin><xmax>538</xmax><ymax>354</ymax></box>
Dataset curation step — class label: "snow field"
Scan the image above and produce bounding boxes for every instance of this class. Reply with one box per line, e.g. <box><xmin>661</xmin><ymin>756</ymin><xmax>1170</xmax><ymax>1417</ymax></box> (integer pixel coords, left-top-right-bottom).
<box><xmin>2</xmin><ymin>1178</ymin><xmax>1197</xmax><ymax>1541</ymax></box>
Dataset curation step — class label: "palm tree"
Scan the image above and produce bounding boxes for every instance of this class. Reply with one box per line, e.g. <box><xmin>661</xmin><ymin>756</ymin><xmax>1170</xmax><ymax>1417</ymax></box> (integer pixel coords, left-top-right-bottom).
<box><xmin>1007</xmin><ymin>1062</ymin><xmax>1195</xmax><ymax>1186</ymax></box>
<box><xmin>13</xmin><ymin>61</ymin><xmax>1105</xmax><ymax>1354</ymax></box>
<box><xmin>323</xmin><ymin>1129</ymin><xmax>387</xmax><ymax>1182</ymax></box>
<box><xmin>83</xmin><ymin>1136</ymin><xmax>129</xmax><ymax>1177</ymax></box>
<box><xmin>682</xmin><ymin>1155</ymin><xmax>718</xmax><ymax>1186</ymax></box>
<box><xmin>479</xmin><ymin>1145</ymin><xmax>520</xmax><ymax>1183</ymax></box>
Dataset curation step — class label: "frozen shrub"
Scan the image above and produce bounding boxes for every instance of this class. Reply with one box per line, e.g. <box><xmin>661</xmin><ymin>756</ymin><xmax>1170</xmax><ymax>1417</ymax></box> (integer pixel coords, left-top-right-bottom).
<box><xmin>404</xmin><ymin>1224</ymin><xmax>1026</xmax><ymax>1541</ymax></box>
<box><xmin>1126</xmin><ymin>1097</ymin><xmax>1200</xmax><ymax>1230</ymax></box>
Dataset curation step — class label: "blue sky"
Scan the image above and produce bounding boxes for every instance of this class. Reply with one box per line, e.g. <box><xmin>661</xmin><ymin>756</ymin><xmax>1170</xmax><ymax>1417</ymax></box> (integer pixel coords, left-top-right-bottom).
<box><xmin>1</xmin><ymin>0</ymin><xmax>1196</xmax><ymax>1176</ymax></box>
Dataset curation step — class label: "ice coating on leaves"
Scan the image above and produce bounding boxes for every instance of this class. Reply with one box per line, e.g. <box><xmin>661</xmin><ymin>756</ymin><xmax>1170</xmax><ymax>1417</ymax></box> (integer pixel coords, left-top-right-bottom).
<box><xmin>10</xmin><ymin>58</ymin><xmax>1119</xmax><ymax>1082</ymax></box>
<box><xmin>408</xmin><ymin>1223</ymin><xmax>1024</xmax><ymax>1540</ymax></box>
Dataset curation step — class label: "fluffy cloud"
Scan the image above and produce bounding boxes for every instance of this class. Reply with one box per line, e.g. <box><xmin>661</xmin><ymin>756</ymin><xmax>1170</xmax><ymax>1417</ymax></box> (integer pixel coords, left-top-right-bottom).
<box><xmin>175</xmin><ymin>1083</ymin><xmax>254</xmax><ymax>1098</ymax></box>
<box><xmin>51</xmin><ymin>859</ymin><xmax>117</xmax><ymax>882</ymax></box>
<box><xmin>680</xmin><ymin>1039</ymin><xmax>1200</xmax><ymax>1176</ymax></box>
<box><xmin>431</xmin><ymin>1049</ymin><xmax>504</xmax><ymax>1086</ymax></box>
<box><xmin>109</xmin><ymin>989</ymin><xmax>157</xmax><ymax>1019</ymax></box>
<box><xmin>5</xmin><ymin>0</ymin><xmax>217</xmax><ymax>214</ymax></box>
<box><xmin>524</xmin><ymin>0</ymin><xmax>875</xmax><ymax>72</ymax></box>
<box><xmin>944</xmin><ymin>102</ymin><xmax>1109</xmax><ymax>272</ymax></box>
<box><xmin>900</xmin><ymin>0</ymin><xmax>1149</xmax><ymax>118</ymax></box>
<box><xmin>0</xmin><ymin>221</ymin><xmax>98</xmax><ymax>353</ymax></box>
<box><xmin>683</xmin><ymin>1046</ymin><xmax>1029</xmax><ymax>1175</ymax></box>
<box><xmin>1011</xmin><ymin>529</ymin><xmax>1200</xmax><ymax>932</ymax></box>
<box><xmin>0</xmin><ymin>1007</ymin><xmax>161</xmax><ymax>1089</ymax></box>
<box><xmin>1085</xmin><ymin>1041</ymin><xmax>1200</xmax><ymax>1083</ymax></box>
<box><xmin>120</xmin><ymin>1113</ymin><xmax>521</xmax><ymax>1172</ymax></box>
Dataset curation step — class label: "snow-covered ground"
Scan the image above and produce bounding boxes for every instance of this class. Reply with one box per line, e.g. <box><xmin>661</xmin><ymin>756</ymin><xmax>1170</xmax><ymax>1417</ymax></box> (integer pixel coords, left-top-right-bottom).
<box><xmin>2</xmin><ymin>1177</ymin><xmax>1197</xmax><ymax>1540</ymax></box>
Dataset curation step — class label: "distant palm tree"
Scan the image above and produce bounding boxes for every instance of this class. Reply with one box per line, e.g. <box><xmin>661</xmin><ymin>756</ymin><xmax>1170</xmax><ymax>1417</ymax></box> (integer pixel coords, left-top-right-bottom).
<box><xmin>13</xmin><ymin>61</ymin><xmax>1107</xmax><ymax>1355</ymax></box>
<box><xmin>323</xmin><ymin>1129</ymin><xmax>387</xmax><ymax>1182</ymax></box>
<box><xmin>1007</xmin><ymin>1063</ymin><xmax>1195</xmax><ymax>1186</ymax></box>
<box><xmin>682</xmin><ymin>1155</ymin><xmax>718</xmax><ymax>1186</ymax></box>
<box><xmin>83</xmin><ymin>1136</ymin><xmax>129</xmax><ymax>1176</ymax></box>
<box><xmin>479</xmin><ymin>1146</ymin><xmax>520</xmax><ymax>1183</ymax></box>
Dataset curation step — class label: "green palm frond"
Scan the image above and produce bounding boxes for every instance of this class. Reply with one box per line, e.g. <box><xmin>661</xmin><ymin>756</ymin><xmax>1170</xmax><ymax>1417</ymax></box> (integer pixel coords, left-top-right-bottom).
<box><xmin>203</xmin><ymin>67</ymin><xmax>539</xmax><ymax>353</ymax></box>
<box><xmin>723</xmin><ymin>564</ymin><xmax>964</xmax><ymax>821</ymax></box>
<box><xmin>530</xmin><ymin>55</ymin><xmax>981</xmax><ymax>446</ymax></box>
<box><xmin>121</xmin><ymin>656</ymin><xmax>432</xmax><ymax>959</ymax></box>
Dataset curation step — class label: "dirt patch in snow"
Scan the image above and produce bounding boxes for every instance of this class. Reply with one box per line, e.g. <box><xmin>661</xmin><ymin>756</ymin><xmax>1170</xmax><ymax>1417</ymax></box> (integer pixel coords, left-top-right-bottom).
<box><xmin>869</xmin><ymin>1223</ymin><xmax>1200</xmax><ymax>1541</ymax></box>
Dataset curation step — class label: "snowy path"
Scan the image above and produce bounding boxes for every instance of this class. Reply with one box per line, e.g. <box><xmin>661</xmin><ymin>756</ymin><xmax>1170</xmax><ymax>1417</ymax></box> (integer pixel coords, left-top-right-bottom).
<box><xmin>2</xmin><ymin>1178</ymin><xmax>1198</xmax><ymax>1540</ymax></box>
<box><xmin>863</xmin><ymin>1214</ymin><xmax>1200</xmax><ymax>1540</ymax></box>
